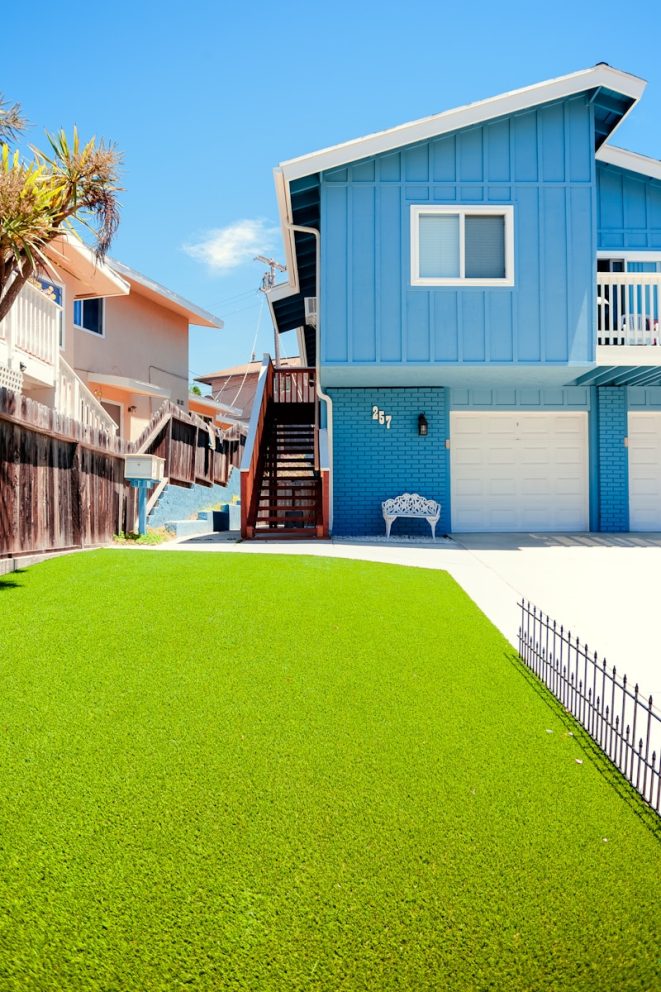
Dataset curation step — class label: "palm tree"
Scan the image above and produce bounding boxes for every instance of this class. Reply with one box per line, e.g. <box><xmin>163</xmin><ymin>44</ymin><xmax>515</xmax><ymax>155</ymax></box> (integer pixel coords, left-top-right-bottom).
<box><xmin>0</xmin><ymin>95</ymin><xmax>122</xmax><ymax>323</ymax></box>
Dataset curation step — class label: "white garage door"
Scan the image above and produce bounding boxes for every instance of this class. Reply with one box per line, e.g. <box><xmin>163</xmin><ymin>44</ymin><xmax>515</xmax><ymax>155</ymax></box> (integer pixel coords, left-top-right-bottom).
<box><xmin>628</xmin><ymin>413</ymin><xmax>661</xmax><ymax>530</ymax></box>
<box><xmin>451</xmin><ymin>412</ymin><xmax>589</xmax><ymax>532</ymax></box>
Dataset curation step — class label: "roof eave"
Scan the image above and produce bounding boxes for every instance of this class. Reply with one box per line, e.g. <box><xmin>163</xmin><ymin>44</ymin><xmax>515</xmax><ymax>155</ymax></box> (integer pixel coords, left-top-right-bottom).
<box><xmin>278</xmin><ymin>64</ymin><xmax>646</xmax><ymax>182</ymax></box>
<box><xmin>107</xmin><ymin>258</ymin><xmax>224</xmax><ymax>328</ymax></box>
<box><xmin>45</xmin><ymin>236</ymin><xmax>130</xmax><ymax>299</ymax></box>
<box><xmin>596</xmin><ymin>144</ymin><xmax>661</xmax><ymax>182</ymax></box>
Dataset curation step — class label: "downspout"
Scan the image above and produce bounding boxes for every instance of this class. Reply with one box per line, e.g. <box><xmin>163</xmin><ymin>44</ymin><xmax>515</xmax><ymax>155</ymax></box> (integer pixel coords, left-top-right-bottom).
<box><xmin>288</xmin><ymin>223</ymin><xmax>334</xmax><ymax>533</ymax></box>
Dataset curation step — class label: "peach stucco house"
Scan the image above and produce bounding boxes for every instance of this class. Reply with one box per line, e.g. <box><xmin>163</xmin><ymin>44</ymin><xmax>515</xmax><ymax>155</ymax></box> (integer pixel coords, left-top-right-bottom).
<box><xmin>0</xmin><ymin>236</ymin><xmax>222</xmax><ymax>441</ymax></box>
<box><xmin>72</xmin><ymin>258</ymin><xmax>222</xmax><ymax>441</ymax></box>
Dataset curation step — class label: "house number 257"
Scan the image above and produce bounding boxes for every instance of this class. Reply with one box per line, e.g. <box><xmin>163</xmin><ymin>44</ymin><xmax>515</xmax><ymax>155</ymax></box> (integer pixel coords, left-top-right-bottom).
<box><xmin>372</xmin><ymin>405</ymin><xmax>392</xmax><ymax>429</ymax></box>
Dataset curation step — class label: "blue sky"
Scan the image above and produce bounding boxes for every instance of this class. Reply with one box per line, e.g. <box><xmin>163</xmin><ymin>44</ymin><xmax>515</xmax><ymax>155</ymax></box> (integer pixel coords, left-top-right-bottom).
<box><xmin>4</xmin><ymin>1</ymin><xmax>661</xmax><ymax>382</ymax></box>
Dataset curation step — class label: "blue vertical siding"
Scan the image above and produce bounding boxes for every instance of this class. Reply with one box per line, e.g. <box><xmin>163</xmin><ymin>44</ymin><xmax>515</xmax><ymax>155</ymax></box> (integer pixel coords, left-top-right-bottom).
<box><xmin>597</xmin><ymin>163</ymin><xmax>661</xmax><ymax>250</ymax></box>
<box><xmin>329</xmin><ymin>388</ymin><xmax>450</xmax><ymax>536</ymax></box>
<box><xmin>321</xmin><ymin>93</ymin><xmax>596</xmax><ymax>372</ymax></box>
<box><xmin>596</xmin><ymin>387</ymin><xmax>629</xmax><ymax>532</ymax></box>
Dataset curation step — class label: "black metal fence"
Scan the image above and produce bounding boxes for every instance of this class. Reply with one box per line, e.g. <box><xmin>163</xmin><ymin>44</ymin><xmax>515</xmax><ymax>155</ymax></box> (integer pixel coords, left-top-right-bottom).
<box><xmin>518</xmin><ymin>600</ymin><xmax>660</xmax><ymax>815</ymax></box>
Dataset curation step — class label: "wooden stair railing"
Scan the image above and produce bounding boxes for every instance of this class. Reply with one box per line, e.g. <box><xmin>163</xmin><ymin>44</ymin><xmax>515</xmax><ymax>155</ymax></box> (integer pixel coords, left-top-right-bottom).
<box><xmin>240</xmin><ymin>357</ymin><xmax>275</xmax><ymax>539</ymax></box>
<box><xmin>241</xmin><ymin>360</ymin><xmax>329</xmax><ymax>539</ymax></box>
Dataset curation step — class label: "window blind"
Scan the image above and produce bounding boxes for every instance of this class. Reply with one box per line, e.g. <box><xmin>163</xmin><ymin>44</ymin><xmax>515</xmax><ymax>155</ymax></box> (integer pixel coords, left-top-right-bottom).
<box><xmin>419</xmin><ymin>214</ymin><xmax>460</xmax><ymax>278</ymax></box>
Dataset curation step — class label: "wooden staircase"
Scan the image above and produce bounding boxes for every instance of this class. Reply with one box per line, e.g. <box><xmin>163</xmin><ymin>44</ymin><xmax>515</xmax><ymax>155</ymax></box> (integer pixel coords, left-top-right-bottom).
<box><xmin>241</xmin><ymin>361</ymin><xmax>329</xmax><ymax>539</ymax></box>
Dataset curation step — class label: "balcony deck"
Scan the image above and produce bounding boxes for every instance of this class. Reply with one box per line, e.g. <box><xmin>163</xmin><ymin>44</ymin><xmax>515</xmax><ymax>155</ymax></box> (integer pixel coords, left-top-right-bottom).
<box><xmin>597</xmin><ymin>271</ymin><xmax>661</xmax><ymax>351</ymax></box>
<box><xmin>0</xmin><ymin>281</ymin><xmax>117</xmax><ymax>433</ymax></box>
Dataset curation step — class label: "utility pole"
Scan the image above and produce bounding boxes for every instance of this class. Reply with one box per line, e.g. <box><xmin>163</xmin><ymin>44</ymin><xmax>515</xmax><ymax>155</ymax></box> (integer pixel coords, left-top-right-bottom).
<box><xmin>255</xmin><ymin>255</ymin><xmax>286</xmax><ymax>366</ymax></box>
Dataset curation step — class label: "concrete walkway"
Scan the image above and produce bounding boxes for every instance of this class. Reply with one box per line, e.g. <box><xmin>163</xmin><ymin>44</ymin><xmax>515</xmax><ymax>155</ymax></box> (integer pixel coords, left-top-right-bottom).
<box><xmin>144</xmin><ymin>529</ymin><xmax>661</xmax><ymax>707</ymax></box>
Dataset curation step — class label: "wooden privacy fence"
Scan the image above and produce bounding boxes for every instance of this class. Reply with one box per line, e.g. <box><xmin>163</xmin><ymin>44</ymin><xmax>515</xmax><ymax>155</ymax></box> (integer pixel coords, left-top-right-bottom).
<box><xmin>0</xmin><ymin>388</ymin><xmax>245</xmax><ymax>558</ymax></box>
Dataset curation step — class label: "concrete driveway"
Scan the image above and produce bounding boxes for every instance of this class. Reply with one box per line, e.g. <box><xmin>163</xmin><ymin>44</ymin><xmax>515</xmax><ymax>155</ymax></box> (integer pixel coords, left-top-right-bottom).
<box><xmin>454</xmin><ymin>532</ymin><xmax>661</xmax><ymax>707</ymax></box>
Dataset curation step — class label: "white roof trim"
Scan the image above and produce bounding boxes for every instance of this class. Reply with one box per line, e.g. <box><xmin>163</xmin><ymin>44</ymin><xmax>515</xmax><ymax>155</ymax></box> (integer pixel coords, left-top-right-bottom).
<box><xmin>107</xmin><ymin>258</ymin><xmax>224</xmax><ymax>328</ymax></box>
<box><xmin>45</xmin><ymin>235</ymin><xmax>130</xmax><ymax>299</ymax></box>
<box><xmin>190</xmin><ymin>394</ymin><xmax>244</xmax><ymax>417</ymax></box>
<box><xmin>278</xmin><ymin>64</ymin><xmax>645</xmax><ymax>181</ymax></box>
<box><xmin>596</xmin><ymin>144</ymin><xmax>661</xmax><ymax>181</ymax></box>
<box><xmin>87</xmin><ymin>372</ymin><xmax>171</xmax><ymax>399</ymax></box>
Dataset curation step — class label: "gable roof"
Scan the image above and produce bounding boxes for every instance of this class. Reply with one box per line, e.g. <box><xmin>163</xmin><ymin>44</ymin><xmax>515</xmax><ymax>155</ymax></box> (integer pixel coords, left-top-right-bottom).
<box><xmin>276</xmin><ymin>64</ymin><xmax>645</xmax><ymax>183</ymax></box>
<box><xmin>269</xmin><ymin>64</ymin><xmax>648</xmax><ymax>346</ymax></box>
<box><xmin>107</xmin><ymin>259</ymin><xmax>223</xmax><ymax>328</ymax></box>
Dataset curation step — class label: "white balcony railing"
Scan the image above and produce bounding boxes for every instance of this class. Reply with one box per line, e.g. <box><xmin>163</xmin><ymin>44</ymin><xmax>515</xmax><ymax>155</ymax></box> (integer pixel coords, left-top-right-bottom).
<box><xmin>597</xmin><ymin>272</ymin><xmax>661</xmax><ymax>346</ymax></box>
<box><xmin>0</xmin><ymin>279</ymin><xmax>59</xmax><ymax>367</ymax></box>
<box><xmin>56</xmin><ymin>357</ymin><xmax>118</xmax><ymax>435</ymax></box>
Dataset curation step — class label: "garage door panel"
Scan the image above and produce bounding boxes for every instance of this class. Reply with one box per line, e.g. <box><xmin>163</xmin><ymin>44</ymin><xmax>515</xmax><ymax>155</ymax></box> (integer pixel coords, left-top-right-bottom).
<box><xmin>455</xmin><ymin>480</ymin><xmax>483</xmax><ymax>497</ymax></box>
<box><xmin>489</xmin><ymin>479</ymin><xmax>516</xmax><ymax>496</ymax></box>
<box><xmin>520</xmin><ymin>451</ymin><xmax>549</xmax><ymax>462</ymax></box>
<box><xmin>631</xmin><ymin>479</ymin><xmax>657</xmax><ymax>496</ymax></box>
<box><xmin>489</xmin><ymin>450</ymin><xmax>517</xmax><ymax>466</ymax></box>
<box><xmin>629</xmin><ymin>413</ymin><xmax>661</xmax><ymax>530</ymax></box>
<box><xmin>451</xmin><ymin>412</ymin><xmax>588</xmax><ymax>532</ymax></box>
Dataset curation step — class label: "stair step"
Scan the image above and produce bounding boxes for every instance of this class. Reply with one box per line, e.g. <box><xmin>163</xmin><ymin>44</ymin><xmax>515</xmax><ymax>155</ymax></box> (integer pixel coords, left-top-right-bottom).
<box><xmin>252</xmin><ymin>529</ymin><xmax>319</xmax><ymax>539</ymax></box>
<box><xmin>261</xmin><ymin>474</ymin><xmax>317</xmax><ymax>479</ymax></box>
<box><xmin>266</xmin><ymin>455</ymin><xmax>314</xmax><ymax>461</ymax></box>
<box><xmin>254</xmin><ymin>521</ymin><xmax>317</xmax><ymax>527</ymax></box>
<box><xmin>257</xmin><ymin>496</ymin><xmax>319</xmax><ymax>504</ymax></box>
<box><xmin>256</xmin><ymin>504</ymin><xmax>317</xmax><ymax>511</ymax></box>
<box><xmin>247</xmin><ymin>410</ymin><xmax>323</xmax><ymax>539</ymax></box>
<box><xmin>260</xmin><ymin>476</ymin><xmax>318</xmax><ymax>482</ymax></box>
<box><xmin>269</xmin><ymin>444</ymin><xmax>314</xmax><ymax>451</ymax></box>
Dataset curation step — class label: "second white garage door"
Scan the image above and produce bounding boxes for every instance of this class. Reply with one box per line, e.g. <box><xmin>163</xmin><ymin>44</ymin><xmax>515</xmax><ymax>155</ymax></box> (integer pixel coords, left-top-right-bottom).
<box><xmin>628</xmin><ymin>412</ymin><xmax>661</xmax><ymax>531</ymax></box>
<box><xmin>450</xmin><ymin>411</ymin><xmax>589</xmax><ymax>532</ymax></box>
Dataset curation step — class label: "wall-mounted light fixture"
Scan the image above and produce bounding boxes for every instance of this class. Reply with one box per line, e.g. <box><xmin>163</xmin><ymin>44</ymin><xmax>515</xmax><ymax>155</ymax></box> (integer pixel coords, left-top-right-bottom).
<box><xmin>19</xmin><ymin>362</ymin><xmax>27</xmax><ymax>372</ymax></box>
<box><xmin>128</xmin><ymin>405</ymin><xmax>137</xmax><ymax>413</ymax></box>
<box><xmin>418</xmin><ymin>413</ymin><xmax>428</xmax><ymax>437</ymax></box>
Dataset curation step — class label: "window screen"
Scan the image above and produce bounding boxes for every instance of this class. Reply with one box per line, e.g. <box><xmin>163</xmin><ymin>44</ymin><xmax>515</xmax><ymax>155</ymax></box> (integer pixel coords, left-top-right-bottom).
<box><xmin>418</xmin><ymin>214</ymin><xmax>460</xmax><ymax>278</ymax></box>
<box><xmin>464</xmin><ymin>215</ymin><xmax>505</xmax><ymax>279</ymax></box>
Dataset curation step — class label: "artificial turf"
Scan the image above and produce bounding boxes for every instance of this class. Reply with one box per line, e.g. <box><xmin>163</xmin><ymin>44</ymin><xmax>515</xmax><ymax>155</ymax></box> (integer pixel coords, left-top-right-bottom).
<box><xmin>0</xmin><ymin>550</ymin><xmax>659</xmax><ymax>992</ymax></box>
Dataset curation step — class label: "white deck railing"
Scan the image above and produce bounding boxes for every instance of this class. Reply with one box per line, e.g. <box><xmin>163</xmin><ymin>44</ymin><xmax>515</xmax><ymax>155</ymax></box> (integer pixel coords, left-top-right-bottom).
<box><xmin>0</xmin><ymin>282</ymin><xmax>117</xmax><ymax>435</ymax></box>
<box><xmin>56</xmin><ymin>357</ymin><xmax>118</xmax><ymax>434</ymax></box>
<box><xmin>597</xmin><ymin>272</ymin><xmax>661</xmax><ymax>346</ymax></box>
<box><xmin>0</xmin><ymin>279</ymin><xmax>59</xmax><ymax>366</ymax></box>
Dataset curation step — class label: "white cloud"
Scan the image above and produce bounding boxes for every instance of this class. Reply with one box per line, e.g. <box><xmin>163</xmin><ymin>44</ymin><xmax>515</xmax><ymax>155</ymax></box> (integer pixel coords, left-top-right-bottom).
<box><xmin>183</xmin><ymin>219</ymin><xmax>279</xmax><ymax>272</ymax></box>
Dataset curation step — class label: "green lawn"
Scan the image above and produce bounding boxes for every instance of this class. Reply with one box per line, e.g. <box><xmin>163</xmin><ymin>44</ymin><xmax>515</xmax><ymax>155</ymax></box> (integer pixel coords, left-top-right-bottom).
<box><xmin>0</xmin><ymin>550</ymin><xmax>659</xmax><ymax>992</ymax></box>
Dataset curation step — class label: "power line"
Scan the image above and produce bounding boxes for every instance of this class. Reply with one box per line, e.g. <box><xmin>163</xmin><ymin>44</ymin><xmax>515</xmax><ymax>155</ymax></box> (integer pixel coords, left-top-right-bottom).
<box><xmin>219</xmin><ymin>301</ymin><xmax>263</xmax><ymax>319</ymax></box>
<box><xmin>206</xmin><ymin>287</ymin><xmax>261</xmax><ymax>309</ymax></box>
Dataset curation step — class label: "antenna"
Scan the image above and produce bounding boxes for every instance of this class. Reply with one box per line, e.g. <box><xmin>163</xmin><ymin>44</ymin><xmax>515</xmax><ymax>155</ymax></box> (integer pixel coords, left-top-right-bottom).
<box><xmin>254</xmin><ymin>255</ymin><xmax>286</xmax><ymax>293</ymax></box>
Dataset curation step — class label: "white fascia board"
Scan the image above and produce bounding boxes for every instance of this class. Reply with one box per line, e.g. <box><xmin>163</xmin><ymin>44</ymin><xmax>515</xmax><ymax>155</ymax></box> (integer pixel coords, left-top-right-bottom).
<box><xmin>279</xmin><ymin>65</ymin><xmax>646</xmax><ymax>182</ymax></box>
<box><xmin>270</xmin><ymin>168</ymin><xmax>300</xmax><ymax>303</ymax></box>
<box><xmin>596</xmin><ymin>145</ymin><xmax>661</xmax><ymax>181</ymax></box>
<box><xmin>107</xmin><ymin>258</ymin><xmax>224</xmax><ymax>328</ymax></box>
<box><xmin>268</xmin><ymin>281</ymin><xmax>297</xmax><ymax>303</ymax></box>
<box><xmin>190</xmin><ymin>394</ymin><xmax>227</xmax><ymax>412</ymax></box>
<box><xmin>87</xmin><ymin>372</ymin><xmax>171</xmax><ymax>399</ymax></box>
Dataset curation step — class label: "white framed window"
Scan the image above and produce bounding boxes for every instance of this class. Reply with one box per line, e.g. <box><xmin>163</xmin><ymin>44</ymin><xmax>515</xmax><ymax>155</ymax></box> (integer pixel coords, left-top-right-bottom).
<box><xmin>73</xmin><ymin>297</ymin><xmax>105</xmax><ymax>336</ymax></box>
<box><xmin>410</xmin><ymin>205</ymin><xmax>514</xmax><ymax>287</ymax></box>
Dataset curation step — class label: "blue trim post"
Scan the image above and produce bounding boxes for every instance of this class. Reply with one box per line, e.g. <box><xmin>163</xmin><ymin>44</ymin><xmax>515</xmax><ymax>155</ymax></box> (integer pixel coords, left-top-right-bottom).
<box><xmin>130</xmin><ymin>479</ymin><xmax>152</xmax><ymax>536</ymax></box>
<box><xmin>596</xmin><ymin>386</ymin><xmax>629</xmax><ymax>532</ymax></box>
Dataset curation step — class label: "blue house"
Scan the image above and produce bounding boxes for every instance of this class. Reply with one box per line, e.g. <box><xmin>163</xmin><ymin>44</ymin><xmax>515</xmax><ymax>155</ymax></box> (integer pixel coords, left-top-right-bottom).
<box><xmin>241</xmin><ymin>64</ymin><xmax>661</xmax><ymax>538</ymax></box>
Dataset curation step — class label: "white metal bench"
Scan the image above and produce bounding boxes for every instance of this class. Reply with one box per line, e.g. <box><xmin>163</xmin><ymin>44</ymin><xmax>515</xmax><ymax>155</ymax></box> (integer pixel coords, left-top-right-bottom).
<box><xmin>381</xmin><ymin>493</ymin><xmax>441</xmax><ymax>539</ymax></box>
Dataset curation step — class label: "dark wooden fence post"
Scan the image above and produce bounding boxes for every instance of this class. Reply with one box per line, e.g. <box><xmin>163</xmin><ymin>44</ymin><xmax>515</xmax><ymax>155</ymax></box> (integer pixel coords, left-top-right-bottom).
<box><xmin>71</xmin><ymin>441</ymin><xmax>83</xmax><ymax>548</ymax></box>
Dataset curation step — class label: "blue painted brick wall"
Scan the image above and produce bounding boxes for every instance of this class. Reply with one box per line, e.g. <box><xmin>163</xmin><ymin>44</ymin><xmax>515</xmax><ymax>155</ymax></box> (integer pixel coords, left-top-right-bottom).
<box><xmin>328</xmin><ymin>388</ymin><xmax>450</xmax><ymax>536</ymax></box>
<box><xmin>597</xmin><ymin>387</ymin><xmax>629</xmax><ymax>532</ymax></box>
<box><xmin>148</xmin><ymin>469</ymin><xmax>240</xmax><ymax>528</ymax></box>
